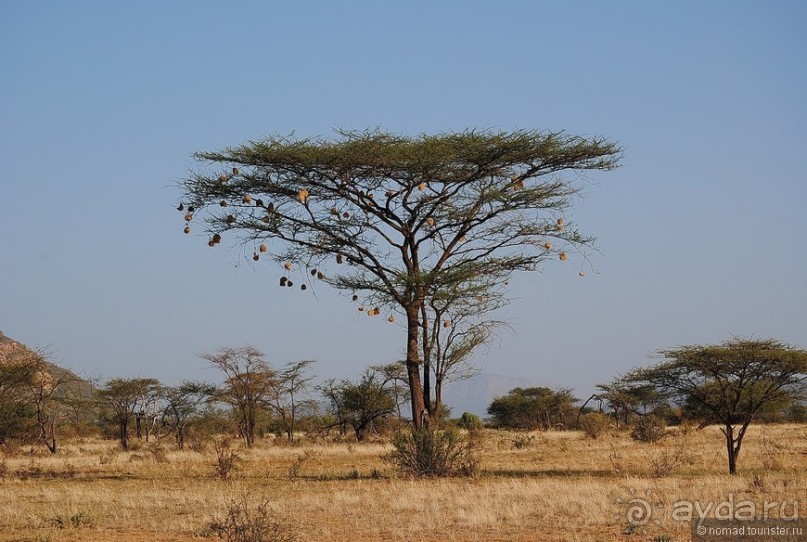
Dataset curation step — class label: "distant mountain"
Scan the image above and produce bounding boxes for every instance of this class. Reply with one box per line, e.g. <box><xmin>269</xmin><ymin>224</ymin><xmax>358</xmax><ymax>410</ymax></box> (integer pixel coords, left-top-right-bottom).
<box><xmin>442</xmin><ymin>372</ymin><xmax>541</xmax><ymax>417</ymax></box>
<box><xmin>0</xmin><ymin>330</ymin><xmax>94</xmax><ymax>398</ymax></box>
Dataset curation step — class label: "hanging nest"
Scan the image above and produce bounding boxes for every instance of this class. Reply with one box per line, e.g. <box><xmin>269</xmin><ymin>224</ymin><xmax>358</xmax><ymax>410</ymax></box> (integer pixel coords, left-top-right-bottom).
<box><xmin>183</xmin><ymin>226</ymin><xmax>191</xmax><ymax>234</ymax></box>
<box><xmin>543</xmin><ymin>242</ymin><xmax>553</xmax><ymax>250</ymax></box>
<box><xmin>559</xmin><ymin>252</ymin><xmax>568</xmax><ymax>262</ymax></box>
<box><xmin>284</xmin><ymin>262</ymin><xmax>293</xmax><ymax>271</ymax></box>
<box><xmin>298</xmin><ymin>188</ymin><xmax>309</xmax><ymax>204</ymax></box>
<box><xmin>259</xmin><ymin>243</ymin><xmax>268</xmax><ymax>253</ymax></box>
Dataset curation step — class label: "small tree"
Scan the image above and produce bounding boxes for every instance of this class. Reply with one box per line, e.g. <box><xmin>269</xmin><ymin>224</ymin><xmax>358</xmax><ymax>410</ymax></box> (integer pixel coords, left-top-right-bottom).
<box><xmin>626</xmin><ymin>338</ymin><xmax>807</xmax><ymax>474</ymax></box>
<box><xmin>487</xmin><ymin>387</ymin><xmax>577</xmax><ymax>430</ymax></box>
<box><xmin>203</xmin><ymin>346</ymin><xmax>274</xmax><ymax>448</ymax></box>
<box><xmin>96</xmin><ymin>378</ymin><xmax>160</xmax><ymax>451</ymax></box>
<box><xmin>320</xmin><ymin>368</ymin><xmax>398</xmax><ymax>441</ymax></box>
<box><xmin>177</xmin><ymin>129</ymin><xmax>621</xmax><ymax>429</ymax></box>
<box><xmin>160</xmin><ymin>381</ymin><xmax>217</xmax><ymax>450</ymax></box>
<box><xmin>265</xmin><ymin>359</ymin><xmax>316</xmax><ymax>442</ymax></box>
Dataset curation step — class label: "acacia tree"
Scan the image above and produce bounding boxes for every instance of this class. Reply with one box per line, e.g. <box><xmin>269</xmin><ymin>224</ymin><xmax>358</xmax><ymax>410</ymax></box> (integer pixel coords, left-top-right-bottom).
<box><xmin>97</xmin><ymin>378</ymin><xmax>161</xmax><ymax>451</ymax></box>
<box><xmin>320</xmin><ymin>367</ymin><xmax>398</xmax><ymax>441</ymax></box>
<box><xmin>487</xmin><ymin>387</ymin><xmax>577</xmax><ymax>430</ymax></box>
<box><xmin>265</xmin><ymin>359</ymin><xmax>316</xmax><ymax>442</ymax></box>
<box><xmin>160</xmin><ymin>381</ymin><xmax>216</xmax><ymax>449</ymax></box>
<box><xmin>203</xmin><ymin>346</ymin><xmax>274</xmax><ymax>448</ymax></box>
<box><xmin>626</xmin><ymin>338</ymin><xmax>807</xmax><ymax>474</ymax></box>
<box><xmin>178</xmin><ymin>129</ymin><xmax>620</xmax><ymax>429</ymax></box>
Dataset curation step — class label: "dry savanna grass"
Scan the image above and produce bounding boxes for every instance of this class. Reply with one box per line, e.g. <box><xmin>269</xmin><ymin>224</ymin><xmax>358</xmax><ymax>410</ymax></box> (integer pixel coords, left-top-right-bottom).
<box><xmin>0</xmin><ymin>424</ymin><xmax>805</xmax><ymax>542</ymax></box>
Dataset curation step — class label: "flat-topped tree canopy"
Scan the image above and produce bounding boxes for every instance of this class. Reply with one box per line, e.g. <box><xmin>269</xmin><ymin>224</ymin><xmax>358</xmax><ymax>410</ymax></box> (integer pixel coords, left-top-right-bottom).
<box><xmin>178</xmin><ymin>128</ymin><xmax>621</xmax><ymax>428</ymax></box>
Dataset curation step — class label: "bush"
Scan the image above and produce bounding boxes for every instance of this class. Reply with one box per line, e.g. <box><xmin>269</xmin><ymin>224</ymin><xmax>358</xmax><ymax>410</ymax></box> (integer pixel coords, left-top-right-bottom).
<box><xmin>578</xmin><ymin>412</ymin><xmax>610</xmax><ymax>439</ymax></box>
<box><xmin>386</xmin><ymin>428</ymin><xmax>477</xmax><ymax>477</ymax></box>
<box><xmin>631</xmin><ymin>415</ymin><xmax>667</xmax><ymax>443</ymax></box>
<box><xmin>213</xmin><ymin>438</ymin><xmax>240</xmax><ymax>480</ymax></box>
<box><xmin>206</xmin><ymin>497</ymin><xmax>296</xmax><ymax>542</ymax></box>
<box><xmin>456</xmin><ymin>412</ymin><xmax>484</xmax><ymax>431</ymax></box>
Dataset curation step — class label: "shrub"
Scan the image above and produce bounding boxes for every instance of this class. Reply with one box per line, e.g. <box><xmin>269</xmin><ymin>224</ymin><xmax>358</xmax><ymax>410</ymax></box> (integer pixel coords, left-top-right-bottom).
<box><xmin>511</xmin><ymin>434</ymin><xmax>535</xmax><ymax>449</ymax></box>
<box><xmin>631</xmin><ymin>415</ymin><xmax>667</xmax><ymax>443</ymax></box>
<box><xmin>206</xmin><ymin>498</ymin><xmax>296</xmax><ymax>542</ymax></box>
<box><xmin>578</xmin><ymin>412</ymin><xmax>610</xmax><ymax>439</ymax></box>
<box><xmin>456</xmin><ymin>412</ymin><xmax>484</xmax><ymax>431</ymax></box>
<box><xmin>213</xmin><ymin>438</ymin><xmax>240</xmax><ymax>481</ymax></box>
<box><xmin>386</xmin><ymin>428</ymin><xmax>477</xmax><ymax>477</ymax></box>
<box><xmin>646</xmin><ymin>440</ymin><xmax>686</xmax><ymax>477</ymax></box>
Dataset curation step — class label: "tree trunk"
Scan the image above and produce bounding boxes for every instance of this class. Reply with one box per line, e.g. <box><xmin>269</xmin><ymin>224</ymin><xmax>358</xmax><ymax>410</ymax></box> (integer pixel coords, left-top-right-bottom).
<box><xmin>406</xmin><ymin>305</ymin><xmax>426</xmax><ymax>430</ymax></box>
<box><xmin>119</xmin><ymin>418</ymin><xmax>129</xmax><ymax>451</ymax></box>
<box><xmin>723</xmin><ymin>424</ymin><xmax>737</xmax><ymax>475</ymax></box>
<box><xmin>177</xmin><ymin>426</ymin><xmax>186</xmax><ymax>450</ymax></box>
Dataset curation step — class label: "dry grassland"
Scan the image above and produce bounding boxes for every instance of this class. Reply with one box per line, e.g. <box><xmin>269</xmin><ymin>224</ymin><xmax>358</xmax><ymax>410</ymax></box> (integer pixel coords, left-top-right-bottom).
<box><xmin>0</xmin><ymin>424</ymin><xmax>805</xmax><ymax>541</ymax></box>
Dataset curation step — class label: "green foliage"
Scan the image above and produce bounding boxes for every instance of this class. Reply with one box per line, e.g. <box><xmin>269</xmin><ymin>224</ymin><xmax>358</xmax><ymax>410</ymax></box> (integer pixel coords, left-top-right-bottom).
<box><xmin>487</xmin><ymin>387</ymin><xmax>577</xmax><ymax>430</ymax></box>
<box><xmin>386</xmin><ymin>427</ymin><xmax>477</xmax><ymax>477</ymax></box>
<box><xmin>320</xmin><ymin>368</ymin><xmax>399</xmax><ymax>441</ymax></box>
<box><xmin>456</xmin><ymin>412</ymin><xmax>483</xmax><ymax>431</ymax></box>
<box><xmin>578</xmin><ymin>412</ymin><xmax>610</xmax><ymax>439</ymax></box>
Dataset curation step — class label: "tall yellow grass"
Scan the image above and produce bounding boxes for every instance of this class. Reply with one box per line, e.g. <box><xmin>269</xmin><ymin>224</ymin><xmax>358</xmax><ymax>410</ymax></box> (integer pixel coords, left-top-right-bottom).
<box><xmin>0</xmin><ymin>424</ymin><xmax>804</xmax><ymax>541</ymax></box>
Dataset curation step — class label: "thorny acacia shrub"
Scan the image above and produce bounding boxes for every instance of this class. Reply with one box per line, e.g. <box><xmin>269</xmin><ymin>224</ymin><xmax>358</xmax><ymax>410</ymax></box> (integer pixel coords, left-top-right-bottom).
<box><xmin>206</xmin><ymin>497</ymin><xmax>297</xmax><ymax>542</ymax></box>
<box><xmin>578</xmin><ymin>412</ymin><xmax>610</xmax><ymax>439</ymax></box>
<box><xmin>386</xmin><ymin>428</ymin><xmax>477</xmax><ymax>477</ymax></box>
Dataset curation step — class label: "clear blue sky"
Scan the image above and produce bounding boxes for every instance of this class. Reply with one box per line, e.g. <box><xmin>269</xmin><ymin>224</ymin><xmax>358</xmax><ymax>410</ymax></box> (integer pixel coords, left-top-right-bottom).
<box><xmin>2</xmin><ymin>1</ymin><xmax>805</xmax><ymax>397</ymax></box>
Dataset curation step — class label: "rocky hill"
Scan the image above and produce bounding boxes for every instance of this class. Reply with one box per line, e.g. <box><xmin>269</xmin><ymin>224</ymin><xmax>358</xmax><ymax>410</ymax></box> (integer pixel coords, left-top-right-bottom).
<box><xmin>0</xmin><ymin>330</ymin><xmax>94</xmax><ymax>398</ymax></box>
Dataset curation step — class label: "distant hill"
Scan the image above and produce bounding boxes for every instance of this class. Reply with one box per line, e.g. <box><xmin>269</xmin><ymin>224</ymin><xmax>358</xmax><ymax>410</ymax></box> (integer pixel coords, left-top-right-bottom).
<box><xmin>0</xmin><ymin>330</ymin><xmax>94</xmax><ymax>398</ymax></box>
<box><xmin>442</xmin><ymin>373</ymin><xmax>541</xmax><ymax>417</ymax></box>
